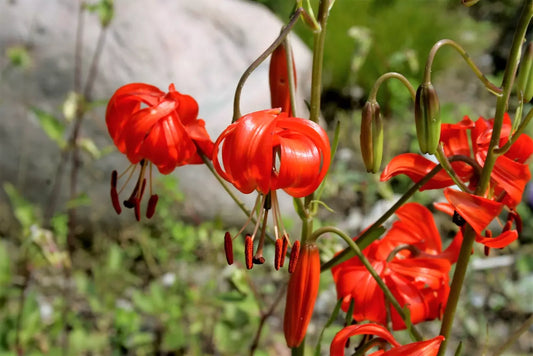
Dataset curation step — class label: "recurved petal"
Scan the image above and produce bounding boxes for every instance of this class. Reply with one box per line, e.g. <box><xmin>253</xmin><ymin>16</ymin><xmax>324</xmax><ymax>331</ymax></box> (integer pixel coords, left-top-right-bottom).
<box><xmin>330</xmin><ymin>323</ymin><xmax>401</xmax><ymax>356</ymax></box>
<box><xmin>492</xmin><ymin>155</ymin><xmax>531</xmax><ymax>208</ymax></box>
<box><xmin>381</xmin><ymin>153</ymin><xmax>455</xmax><ymax>190</ymax></box>
<box><xmin>381</xmin><ymin>336</ymin><xmax>444</xmax><ymax>356</ymax></box>
<box><xmin>443</xmin><ymin>188</ymin><xmax>503</xmax><ymax>235</ymax></box>
<box><xmin>475</xmin><ymin>229</ymin><xmax>518</xmax><ymax>248</ymax></box>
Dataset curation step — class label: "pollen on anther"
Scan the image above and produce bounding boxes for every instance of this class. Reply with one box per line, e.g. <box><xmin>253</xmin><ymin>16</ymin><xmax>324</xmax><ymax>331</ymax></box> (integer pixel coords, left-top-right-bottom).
<box><xmin>146</xmin><ymin>194</ymin><xmax>159</xmax><ymax>219</ymax></box>
<box><xmin>288</xmin><ymin>240</ymin><xmax>300</xmax><ymax>273</ymax></box>
<box><xmin>224</xmin><ymin>232</ymin><xmax>234</xmax><ymax>265</ymax></box>
<box><xmin>274</xmin><ymin>238</ymin><xmax>283</xmax><ymax>270</ymax></box>
<box><xmin>280</xmin><ymin>234</ymin><xmax>289</xmax><ymax>267</ymax></box>
<box><xmin>245</xmin><ymin>234</ymin><xmax>254</xmax><ymax>270</ymax></box>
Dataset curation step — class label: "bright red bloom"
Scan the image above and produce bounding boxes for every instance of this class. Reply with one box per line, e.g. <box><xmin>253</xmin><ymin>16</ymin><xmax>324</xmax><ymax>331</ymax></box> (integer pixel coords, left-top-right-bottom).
<box><xmin>332</xmin><ymin>203</ymin><xmax>459</xmax><ymax>330</ymax></box>
<box><xmin>435</xmin><ymin>189</ymin><xmax>519</xmax><ymax>249</ymax></box>
<box><xmin>269</xmin><ymin>42</ymin><xmax>297</xmax><ymax>115</ymax></box>
<box><xmin>330</xmin><ymin>323</ymin><xmax>444</xmax><ymax>356</ymax></box>
<box><xmin>214</xmin><ymin>109</ymin><xmax>330</xmax><ymax>269</ymax></box>
<box><xmin>283</xmin><ymin>242</ymin><xmax>320</xmax><ymax>347</ymax></box>
<box><xmin>106</xmin><ymin>83</ymin><xmax>214</xmax><ymax>219</ymax></box>
<box><xmin>213</xmin><ymin>108</ymin><xmax>330</xmax><ymax>198</ymax></box>
<box><xmin>381</xmin><ymin>114</ymin><xmax>532</xmax><ymax>209</ymax></box>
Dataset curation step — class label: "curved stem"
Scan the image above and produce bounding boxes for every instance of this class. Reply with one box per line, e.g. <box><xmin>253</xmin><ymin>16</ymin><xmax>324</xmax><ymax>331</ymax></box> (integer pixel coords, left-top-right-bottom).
<box><xmin>492</xmin><ymin>313</ymin><xmax>533</xmax><ymax>356</ymax></box>
<box><xmin>284</xmin><ymin>36</ymin><xmax>298</xmax><ymax>117</ymax></box>
<box><xmin>312</xmin><ymin>226</ymin><xmax>423</xmax><ymax>342</ymax></box>
<box><xmin>232</xmin><ymin>8</ymin><xmax>303</xmax><ymax>122</ymax></box>
<box><xmin>368</xmin><ymin>72</ymin><xmax>416</xmax><ymax>102</ymax></box>
<box><xmin>308</xmin><ymin>1</ymin><xmax>329</xmax><ymax>124</ymax></box>
<box><xmin>424</xmin><ymin>39</ymin><xmax>502</xmax><ymax>95</ymax></box>
<box><xmin>435</xmin><ymin>145</ymin><xmax>472</xmax><ymax>193</ymax></box>
<box><xmin>320</xmin><ymin>161</ymin><xmax>446</xmax><ymax>271</ymax></box>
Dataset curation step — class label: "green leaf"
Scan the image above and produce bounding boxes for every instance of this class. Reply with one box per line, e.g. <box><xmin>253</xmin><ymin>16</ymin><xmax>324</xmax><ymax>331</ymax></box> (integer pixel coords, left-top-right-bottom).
<box><xmin>79</xmin><ymin>137</ymin><xmax>101</xmax><ymax>159</ymax></box>
<box><xmin>3</xmin><ymin>182</ymin><xmax>39</xmax><ymax>230</ymax></box>
<box><xmin>31</xmin><ymin>108</ymin><xmax>66</xmax><ymax>148</ymax></box>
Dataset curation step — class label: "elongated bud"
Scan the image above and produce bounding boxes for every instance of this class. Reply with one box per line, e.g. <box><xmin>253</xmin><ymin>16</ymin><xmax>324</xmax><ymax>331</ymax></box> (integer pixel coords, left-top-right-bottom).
<box><xmin>269</xmin><ymin>42</ymin><xmax>297</xmax><ymax>115</ymax></box>
<box><xmin>414</xmin><ymin>82</ymin><xmax>441</xmax><ymax>154</ymax></box>
<box><xmin>360</xmin><ymin>101</ymin><xmax>383</xmax><ymax>173</ymax></box>
<box><xmin>245</xmin><ymin>234</ymin><xmax>254</xmax><ymax>270</ymax></box>
<box><xmin>224</xmin><ymin>232</ymin><xmax>234</xmax><ymax>265</ymax></box>
<box><xmin>283</xmin><ymin>242</ymin><xmax>320</xmax><ymax>348</ymax></box>
<box><xmin>517</xmin><ymin>42</ymin><xmax>533</xmax><ymax>103</ymax></box>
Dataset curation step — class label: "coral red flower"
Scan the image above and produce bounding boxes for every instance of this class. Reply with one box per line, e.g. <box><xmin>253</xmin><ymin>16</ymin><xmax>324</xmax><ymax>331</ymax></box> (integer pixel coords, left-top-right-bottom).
<box><xmin>330</xmin><ymin>323</ymin><xmax>444</xmax><ymax>356</ymax></box>
<box><xmin>213</xmin><ymin>109</ymin><xmax>330</xmax><ymax>268</ymax></box>
<box><xmin>332</xmin><ymin>203</ymin><xmax>459</xmax><ymax>330</ymax></box>
<box><xmin>435</xmin><ymin>188</ymin><xmax>519</xmax><ymax>249</ymax></box>
<box><xmin>269</xmin><ymin>42</ymin><xmax>297</xmax><ymax>115</ymax></box>
<box><xmin>213</xmin><ymin>108</ymin><xmax>330</xmax><ymax>198</ymax></box>
<box><xmin>283</xmin><ymin>242</ymin><xmax>320</xmax><ymax>347</ymax></box>
<box><xmin>106</xmin><ymin>83</ymin><xmax>214</xmax><ymax>220</ymax></box>
<box><xmin>381</xmin><ymin>114</ymin><xmax>532</xmax><ymax>209</ymax></box>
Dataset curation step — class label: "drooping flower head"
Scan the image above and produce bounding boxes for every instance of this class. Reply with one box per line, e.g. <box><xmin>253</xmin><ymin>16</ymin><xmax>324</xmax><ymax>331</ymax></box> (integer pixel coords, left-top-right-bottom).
<box><xmin>332</xmin><ymin>203</ymin><xmax>460</xmax><ymax>330</ymax></box>
<box><xmin>381</xmin><ymin>114</ymin><xmax>532</xmax><ymax>248</ymax></box>
<box><xmin>330</xmin><ymin>323</ymin><xmax>444</xmax><ymax>356</ymax></box>
<box><xmin>213</xmin><ymin>108</ymin><xmax>330</xmax><ymax>269</ymax></box>
<box><xmin>106</xmin><ymin>83</ymin><xmax>214</xmax><ymax>220</ymax></box>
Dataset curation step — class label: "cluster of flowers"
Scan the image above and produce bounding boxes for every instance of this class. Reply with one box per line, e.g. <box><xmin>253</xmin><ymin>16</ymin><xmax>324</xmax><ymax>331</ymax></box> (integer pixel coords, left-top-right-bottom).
<box><xmin>105</xmin><ymin>40</ymin><xmax>532</xmax><ymax>354</ymax></box>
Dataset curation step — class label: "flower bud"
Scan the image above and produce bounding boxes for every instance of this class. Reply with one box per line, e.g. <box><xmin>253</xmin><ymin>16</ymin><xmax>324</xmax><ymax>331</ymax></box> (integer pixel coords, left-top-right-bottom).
<box><xmin>415</xmin><ymin>82</ymin><xmax>441</xmax><ymax>154</ymax></box>
<box><xmin>269</xmin><ymin>42</ymin><xmax>297</xmax><ymax>115</ymax></box>
<box><xmin>360</xmin><ymin>101</ymin><xmax>384</xmax><ymax>173</ymax></box>
<box><xmin>283</xmin><ymin>242</ymin><xmax>320</xmax><ymax>348</ymax></box>
<box><xmin>517</xmin><ymin>42</ymin><xmax>533</xmax><ymax>103</ymax></box>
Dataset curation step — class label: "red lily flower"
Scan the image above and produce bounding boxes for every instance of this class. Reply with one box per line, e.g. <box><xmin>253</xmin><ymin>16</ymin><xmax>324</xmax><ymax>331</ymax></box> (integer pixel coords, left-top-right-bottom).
<box><xmin>330</xmin><ymin>323</ymin><xmax>444</xmax><ymax>356</ymax></box>
<box><xmin>332</xmin><ymin>203</ymin><xmax>459</xmax><ymax>330</ymax></box>
<box><xmin>213</xmin><ymin>109</ymin><xmax>330</xmax><ymax>268</ymax></box>
<box><xmin>269</xmin><ymin>42</ymin><xmax>297</xmax><ymax>115</ymax></box>
<box><xmin>381</xmin><ymin>114</ymin><xmax>532</xmax><ymax>209</ymax></box>
<box><xmin>283</xmin><ymin>242</ymin><xmax>320</xmax><ymax>347</ymax></box>
<box><xmin>106</xmin><ymin>83</ymin><xmax>214</xmax><ymax>220</ymax></box>
<box><xmin>435</xmin><ymin>188</ymin><xmax>519</xmax><ymax>249</ymax></box>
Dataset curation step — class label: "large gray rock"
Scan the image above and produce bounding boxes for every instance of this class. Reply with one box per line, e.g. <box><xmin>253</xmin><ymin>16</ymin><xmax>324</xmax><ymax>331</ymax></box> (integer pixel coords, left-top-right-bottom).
<box><xmin>0</xmin><ymin>0</ymin><xmax>312</xmax><ymax>227</ymax></box>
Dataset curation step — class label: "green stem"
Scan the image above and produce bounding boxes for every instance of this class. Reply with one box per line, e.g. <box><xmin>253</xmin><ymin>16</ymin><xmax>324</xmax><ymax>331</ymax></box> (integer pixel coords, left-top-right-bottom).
<box><xmin>284</xmin><ymin>36</ymin><xmax>298</xmax><ymax>117</ymax></box>
<box><xmin>312</xmin><ymin>226</ymin><xmax>423</xmax><ymax>342</ymax></box>
<box><xmin>495</xmin><ymin>103</ymin><xmax>533</xmax><ymax>154</ymax></box>
<box><xmin>320</xmin><ymin>161</ymin><xmax>446</xmax><ymax>271</ymax></box>
<box><xmin>423</xmin><ymin>39</ymin><xmax>502</xmax><ymax>95</ymax></box>
<box><xmin>232</xmin><ymin>7</ymin><xmax>303</xmax><ymax>122</ymax></box>
<box><xmin>437</xmin><ymin>226</ymin><xmax>476</xmax><ymax>355</ymax></box>
<box><xmin>308</xmin><ymin>0</ymin><xmax>330</xmax><ymax>124</ymax></box>
<box><xmin>438</xmin><ymin>2</ymin><xmax>533</xmax><ymax>355</ymax></box>
<box><xmin>435</xmin><ymin>145</ymin><xmax>472</xmax><ymax>193</ymax></box>
<box><xmin>368</xmin><ymin>72</ymin><xmax>417</xmax><ymax>102</ymax></box>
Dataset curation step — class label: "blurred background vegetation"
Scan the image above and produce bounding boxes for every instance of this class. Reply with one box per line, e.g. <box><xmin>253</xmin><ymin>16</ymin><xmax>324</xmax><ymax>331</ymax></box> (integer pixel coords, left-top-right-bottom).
<box><xmin>1</xmin><ymin>0</ymin><xmax>532</xmax><ymax>355</ymax></box>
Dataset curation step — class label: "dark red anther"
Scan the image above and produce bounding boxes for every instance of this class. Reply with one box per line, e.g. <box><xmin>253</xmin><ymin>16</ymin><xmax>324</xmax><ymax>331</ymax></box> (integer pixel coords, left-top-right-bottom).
<box><xmin>274</xmin><ymin>238</ymin><xmax>283</xmax><ymax>270</ymax></box>
<box><xmin>224</xmin><ymin>232</ymin><xmax>234</xmax><ymax>265</ymax></box>
<box><xmin>253</xmin><ymin>256</ymin><xmax>266</xmax><ymax>264</ymax></box>
<box><xmin>111</xmin><ymin>187</ymin><xmax>122</xmax><ymax>214</ymax></box>
<box><xmin>288</xmin><ymin>240</ymin><xmax>300</xmax><ymax>274</ymax></box>
<box><xmin>111</xmin><ymin>170</ymin><xmax>118</xmax><ymax>189</ymax></box>
<box><xmin>280</xmin><ymin>234</ymin><xmax>289</xmax><ymax>267</ymax></box>
<box><xmin>123</xmin><ymin>180</ymin><xmax>140</xmax><ymax>209</ymax></box>
<box><xmin>245</xmin><ymin>234</ymin><xmax>253</xmax><ymax>270</ymax></box>
<box><xmin>146</xmin><ymin>194</ymin><xmax>159</xmax><ymax>219</ymax></box>
<box><xmin>110</xmin><ymin>171</ymin><xmax>121</xmax><ymax>214</ymax></box>
<box><xmin>133</xmin><ymin>198</ymin><xmax>141</xmax><ymax>221</ymax></box>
